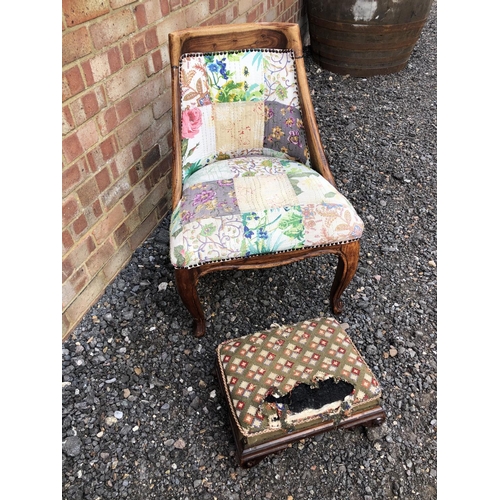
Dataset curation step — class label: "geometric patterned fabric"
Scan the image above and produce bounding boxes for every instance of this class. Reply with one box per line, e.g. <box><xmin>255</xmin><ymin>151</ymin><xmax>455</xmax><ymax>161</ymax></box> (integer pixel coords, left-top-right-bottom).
<box><xmin>216</xmin><ymin>317</ymin><xmax>382</xmax><ymax>437</ymax></box>
<box><xmin>170</xmin><ymin>49</ymin><xmax>364</xmax><ymax>268</ymax></box>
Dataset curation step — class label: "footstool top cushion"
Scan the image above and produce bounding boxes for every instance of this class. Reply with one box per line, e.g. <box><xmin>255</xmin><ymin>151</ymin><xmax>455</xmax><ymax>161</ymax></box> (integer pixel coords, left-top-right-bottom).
<box><xmin>217</xmin><ymin>317</ymin><xmax>382</xmax><ymax>438</ymax></box>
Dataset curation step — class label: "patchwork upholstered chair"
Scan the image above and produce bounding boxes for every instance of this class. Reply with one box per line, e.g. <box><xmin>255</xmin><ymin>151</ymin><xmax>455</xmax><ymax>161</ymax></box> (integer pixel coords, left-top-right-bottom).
<box><xmin>168</xmin><ymin>23</ymin><xmax>364</xmax><ymax>337</ymax></box>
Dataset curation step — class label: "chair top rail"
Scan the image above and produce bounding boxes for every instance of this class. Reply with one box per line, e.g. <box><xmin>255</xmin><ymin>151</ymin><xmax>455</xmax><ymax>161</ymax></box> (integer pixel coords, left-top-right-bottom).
<box><xmin>169</xmin><ymin>23</ymin><xmax>302</xmax><ymax>65</ymax></box>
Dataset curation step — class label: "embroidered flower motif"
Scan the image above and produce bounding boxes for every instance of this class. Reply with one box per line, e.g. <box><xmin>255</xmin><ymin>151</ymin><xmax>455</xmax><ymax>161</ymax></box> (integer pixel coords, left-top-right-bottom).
<box><xmin>200</xmin><ymin>223</ymin><xmax>216</xmax><ymax>237</ymax></box>
<box><xmin>192</xmin><ymin>189</ymin><xmax>216</xmax><ymax>206</ymax></box>
<box><xmin>181</xmin><ymin>107</ymin><xmax>203</xmax><ymax>139</ymax></box>
<box><xmin>257</xmin><ymin>228</ymin><xmax>268</xmax><ymax>239</ymax></box>
<box><xmin>288</xmin><ymin>130</ymin><xmax>302</xmax><ymax>147</ymax></box>
<box><xmin>264</xmin><ymin>105</ymin><xmax>274</xmax><ymax>121</ymax></box>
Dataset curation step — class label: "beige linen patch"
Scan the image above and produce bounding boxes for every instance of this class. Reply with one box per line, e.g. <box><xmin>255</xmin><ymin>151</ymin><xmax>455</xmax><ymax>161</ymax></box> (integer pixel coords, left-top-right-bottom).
<box><xmin>234</xmin><ymin>174</ymin><xmax>298</xmax><ymax>212</ymax></box>
<box><xmin>214</xmin><ymin>101</ymin><xmax>264</xmax><ymax>153</ymax></box>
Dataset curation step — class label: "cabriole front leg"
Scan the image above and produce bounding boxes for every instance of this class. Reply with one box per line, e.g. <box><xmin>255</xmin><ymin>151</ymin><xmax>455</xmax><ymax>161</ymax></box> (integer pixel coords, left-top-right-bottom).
<box><xmin>330</xmin><ymin>240</ymin><xmax>360</xmax><ymax>314</ymax></box>
<box><xmin>174</xmin><ymin>267</ymin><xmax>206</xmax><ymax>337</ymax></box>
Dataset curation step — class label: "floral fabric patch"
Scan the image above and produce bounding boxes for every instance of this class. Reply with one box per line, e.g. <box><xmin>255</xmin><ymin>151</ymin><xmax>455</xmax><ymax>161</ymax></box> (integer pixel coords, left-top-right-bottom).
<box><xmin>170</xmin><ymin>158</ymin><xmax>364</xmax><ymax>268</ymax></box>
<box><xmin>241</xmin><ymin>207</ymin><xmax>305</xmax><ymax>256</ymax></box>
<box><xmin>175</xmin><ymin>179</ymin><xmax>238</xmax><ymax>223</ymax></box>
<box><xmin>263</xmin><ymin>102</ymin><xmax>309</xmax><ymax>164</ymax></box>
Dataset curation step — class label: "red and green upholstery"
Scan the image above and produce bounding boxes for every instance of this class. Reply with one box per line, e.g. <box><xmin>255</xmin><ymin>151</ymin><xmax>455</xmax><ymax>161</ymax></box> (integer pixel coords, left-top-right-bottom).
<box><xmin>216</xmin><ymin>317</ymin><xmax>382</xmax><ymax>446</ymax></box>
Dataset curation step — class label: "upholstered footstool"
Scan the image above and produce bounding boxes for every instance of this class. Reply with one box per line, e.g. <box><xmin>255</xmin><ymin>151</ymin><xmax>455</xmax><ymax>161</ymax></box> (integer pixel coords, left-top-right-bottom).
<box><xmin>216</xmin><ymin>317</ymin><xmax>386</xmax><ymax>467</ymax></box>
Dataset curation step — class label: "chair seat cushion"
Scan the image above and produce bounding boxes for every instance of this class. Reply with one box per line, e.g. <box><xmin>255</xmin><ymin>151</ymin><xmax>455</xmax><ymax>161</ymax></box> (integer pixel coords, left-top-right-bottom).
<box><xmin>170</xmin><ymin>156</ymin><xmax>364</xmax><ymax>268</ymax></box>
<box><xmin>216</xmin><ymin>317</ymin><xmax>382</xmax><ymax>446</ymax></box>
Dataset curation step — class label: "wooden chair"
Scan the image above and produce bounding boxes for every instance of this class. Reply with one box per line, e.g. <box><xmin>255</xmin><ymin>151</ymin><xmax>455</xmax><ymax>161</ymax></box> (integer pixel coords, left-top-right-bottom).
<box><xmin>168</xmin><ymin>23</ymin><xmax>364</xmax><ymax>337</ymax></box>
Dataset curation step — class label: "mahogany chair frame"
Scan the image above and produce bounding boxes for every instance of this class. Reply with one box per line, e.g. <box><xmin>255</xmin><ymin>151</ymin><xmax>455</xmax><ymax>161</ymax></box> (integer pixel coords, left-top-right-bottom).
<box><xmin>168</xmin><ymin>23</ymin><xmax>361</xmax><ymax>337</ymax></box>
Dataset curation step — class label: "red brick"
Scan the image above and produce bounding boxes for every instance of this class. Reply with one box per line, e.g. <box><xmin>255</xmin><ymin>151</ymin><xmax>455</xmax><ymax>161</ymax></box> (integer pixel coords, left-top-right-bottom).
<box><xmin>93</xmin><ymin>199</ymin><xmax>103</xmax><ymax>219</ymax></box>
<box><xmin>145</xmin><ymin>28</ymin><xmax>159</xmax><ymax>51</ymax></box>
<box><xmin>121</xmin><ymin>41</ymin><xmax>133</xmax><ymax>65</ymax></box>
<box><xmin>81</xmin><ymin>60</ymin><xmax>94</xmax><ymax>87</ymax></box>
<box><xmin>62</xmin><ymin>105</ymin><xmax>75</xmax><ymax>134</ymax></box>
<box><xmin>114</xmin><ymin>145</ymin><xmax>136</xmax><ymax>178</ymax></box>
<box><xmin>107</xmin><ymin>47</ymin><xmax>123</xmax><ymax>74</ymax></box>
<box><xmin>141</xmin><ymin>112</ymin><xmax>169</xmax><ymax>151</ymax></box>
<box><xmin>130</xmin><ymin>209</ymin><xmax>158</xmax><ymax>250</ymax></box>
<box><xmin>63</xmin><ymin>66</ymin><xmax>85</xmax><ymax>102</ymax></box>
<box><xmin>77</xmin><ymin>177</ymin><xmax>100</xmax><ymax>208</ymax></box>
<box><xmin>62</xmin><ymin>230</ymin><xmax>74</xmax><ymax>255</ymax></box>
<box><xmin>151</xmin><ymin>49</ymin><xmax>163</xmax><ymax>74</ymax></box>
<box><xmin>63</xmin><ymin>0</ymin><xmax>110</xmax><ymax>27</ymax></box>
<box><xmin>160</xmin><ymin>0</ymin><xmax>170</xmax><ymax>16</ymax></box>
<box><xmin>184</xmin><ymin>1</ymin><xmax>209</xmax><ymax>26</ymax></box>
<box><xmin>131</xmin><ymin>74</ymin><xmax>164</xmax><ymax>112</ymax></box>
<box><xmin>110</xmin><ymin>160</ymin><xmax>119</xmax><ymax>180</ymax></box>
<box><xmin>132</xmin><ymin>142</ymin><xmax>142</xmax><ymax>161</ymax></box>
<box><xmin>106</xmin><ymin>63</ymin><xmax>145</xmax><ymax>102</ymax></box>
<box><xmin>86</xmin><ymin>238</ymin><xmax>116</xmax><ymax>276</ymax></box>
<box><xmin>135</xmin><ymin>3</ymin><xmax>148</xmax><ymax>29</ymax></box>
<box><xmin>62</xmin><ymin>267</ymin><xmax>89</xmax><ymax>309</ymax></box>
<box><xmin>128</xmin><ymin>164</ymin><xmax>139</xmax><ymax>185</ymax></box>
<box><xmin>116</xmin><ymin>98</ymin><xmax>132</xmax><ymax>122</ymax></box>
<box><xmin>157</xmin><ymin>10</ymin><xmax>187</xmax><ymax>45</ymax></box>
<box><xmin>63</xmin><ymin>235</ymin><xmax>96</xmax><ymax>282</ymax></box>
<box><xmin>95</xmin><ymin>167</ymin><xmax>111</xmax><ymax>192</ymax></box>
<box><xmin>63</xmin><ymin>132</ymin><xmax>84</xmax><ymax>164</ymax></box>
<box><xmin>77</xmin><ymin>120</ymin><xmax>100</xmax><ymax>151</ymax></box>
<box><xmin>71</xmin><ymin>90</ymin><xmax>101</xmax><ymax>126</ymax></box>
<box><xmin>63</xmin><ymin>158</ymin><xmax>88</xmax><ymax>195</ymax></box>
<box><xmin>134</xmin><ymin>37</ymin><xmax>147</xmax><ymax>59</ymax></box>
<box><xmin>90</xmin><ymin>9</ymin><xmax>135</xmax><ymax>50</ymax></box>
<box><xmin>116</xmin><ymin>107</ymin><xmax>153</xmax><ymax>147</ymax></box>
<box><xmin>170</xmin><ymin>0</ymin><xmax>182</xmax><ymax>10</ymax></box>
<box><xmin>151</xmin><ymin>153</ymin><xmax>170</xmax><ymax>184</ymax></box>
<box><xmin>247</xmin><ymin>4</ymin><xmax>263</xmax><ymax>22</ymax></box>
<box><xmin>63</xmin><ymin>196</ymin><xmax>79</xmax><ymax>227</ymax></box>
<box><xmin>73</xmin><ymin>213</ymin><xmax>88</xmax><ymax>236</ymax></box>
<box><xmin>98</xmin><ymin>106</ymin><xmax>119</xmax><ymax>135</ymax></box>
<box><xmin>102</xmin><ymin>242</ymin><xmax>133</xmax><ymax>283</ymax></box>
<box><xmin>114</xmin><ymin>221</ymin><xmax>130</xmax><ymax>247</ymax></box>
<box><xmin>63</xmin><ymin>27</ymin><xmax>92</xmax><ymax>66</ymax></box>
<box><xmin>124</xmin><ymin>192</ymin><xmax>135</xmax><ymax>214</ymax></box>
<box><xmin>101</xmin><ymin>136</ymin><xmax>117</xmax><ymax>161</ymax></box>
<box><xmin>92</xmin><ymin>204</ymin><xmax>126</xmax><ymax>245</ymax></box>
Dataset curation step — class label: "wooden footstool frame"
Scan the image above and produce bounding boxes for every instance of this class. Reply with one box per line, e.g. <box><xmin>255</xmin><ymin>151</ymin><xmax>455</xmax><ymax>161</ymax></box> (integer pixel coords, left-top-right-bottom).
<box><xmin>216</xmin><ymin>317</ymin><xmax>386</xmax><ymax>467</ymax></box>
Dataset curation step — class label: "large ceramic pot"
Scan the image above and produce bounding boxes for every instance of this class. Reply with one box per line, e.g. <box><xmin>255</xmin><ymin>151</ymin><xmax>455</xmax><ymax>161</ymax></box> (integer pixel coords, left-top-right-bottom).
<box><xmin>307</xmin><ymin>0</ymin><xmax>434</xmax><ymax>76</ymax></box>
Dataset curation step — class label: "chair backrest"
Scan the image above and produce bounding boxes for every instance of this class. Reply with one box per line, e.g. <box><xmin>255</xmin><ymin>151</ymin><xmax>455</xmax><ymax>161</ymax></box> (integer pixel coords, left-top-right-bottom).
<box><xmin>178</xmin><ymin>48</ymin><xmax>310</xmax><ymax>180</ymax></box>
<box><xmin>169</xmin><ymin>23</ymin><xmax>334</xmax><ymax>208</ymax></box>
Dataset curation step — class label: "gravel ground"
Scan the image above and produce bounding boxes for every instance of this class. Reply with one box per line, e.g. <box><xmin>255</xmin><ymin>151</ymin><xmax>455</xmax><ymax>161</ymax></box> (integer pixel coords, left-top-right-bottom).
<box><xmin>62</xmin><ymin>3</ymin><xmax>437</xmax><ymax>499</ymax></box>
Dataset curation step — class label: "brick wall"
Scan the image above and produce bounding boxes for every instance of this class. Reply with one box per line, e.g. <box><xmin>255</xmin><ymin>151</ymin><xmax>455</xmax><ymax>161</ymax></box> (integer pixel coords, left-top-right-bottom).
<box><xmin>62</xmin><ymin>0</ymin><xmax>308</xmax><ymax>340</ymax></box>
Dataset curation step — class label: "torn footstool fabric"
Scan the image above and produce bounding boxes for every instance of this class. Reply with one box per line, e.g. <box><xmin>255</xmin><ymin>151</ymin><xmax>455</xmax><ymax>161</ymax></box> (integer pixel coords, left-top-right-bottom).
<box><xmin>216</xmin><ymin>317</ymin><xmax>386</xmax><ymax>467</ymax></box>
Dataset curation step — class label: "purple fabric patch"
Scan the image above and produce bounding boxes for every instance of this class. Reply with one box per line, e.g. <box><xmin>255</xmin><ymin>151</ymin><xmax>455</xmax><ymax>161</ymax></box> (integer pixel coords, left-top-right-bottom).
<box><xmin>263</xmin><ymin>102</ymin><xmax>309</xmax><ymax>164</ymax></box>
<box><xmin>177</xmin><ymin>179</ymin><xmax>239</xmax><ymax>223</ymax></box>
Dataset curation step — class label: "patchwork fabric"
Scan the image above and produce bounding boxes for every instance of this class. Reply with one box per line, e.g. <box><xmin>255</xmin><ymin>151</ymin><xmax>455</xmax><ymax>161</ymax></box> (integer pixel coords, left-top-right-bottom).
<box><xmin>179</xmin><ymin>49</ymin><xmax>309</xmax><ymax>180</ymax></box>
<box><xmin>171</xmin><ymin>48</ymin><xmax>364</xmax><ymax>269</ymax></box>
<box><xmin>217</xmin><ymin>317</ymin><xmax>382</xmax><ymax>437</ymax></box>
<box><xmin>170</xmin><ymin>158</ymin><xmax>363</xmax><ymax>268</ymax></box>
